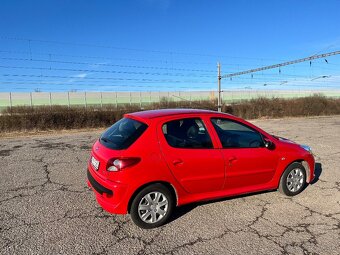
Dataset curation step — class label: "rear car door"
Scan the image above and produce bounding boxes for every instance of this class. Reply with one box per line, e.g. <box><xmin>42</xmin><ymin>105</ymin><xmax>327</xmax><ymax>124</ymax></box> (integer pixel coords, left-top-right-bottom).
<box><xmin>158</xmin><ymin>117</ymin><xmax>225</xmax><ymax>194</ymax></box>
<box><xmin>210</xmin><ymin>118</ymin><xmax>279</xmax><ymax>190</ymax></box>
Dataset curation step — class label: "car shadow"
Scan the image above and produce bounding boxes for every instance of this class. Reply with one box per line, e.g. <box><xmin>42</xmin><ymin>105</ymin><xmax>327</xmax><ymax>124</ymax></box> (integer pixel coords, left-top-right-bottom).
<box><xmin>310</xmin><ymin>162</ymin><xmax>322</xmax><ymax>184</ymax></box>
<box><xmin>169</xmin><ymin>163</ymin><xmax>323</xmax><ymax>224</ymax></box>
<box><xmin>168</xmin><ymin>190</ymin><xmax>275</xmax><ymax>224</ymax></box>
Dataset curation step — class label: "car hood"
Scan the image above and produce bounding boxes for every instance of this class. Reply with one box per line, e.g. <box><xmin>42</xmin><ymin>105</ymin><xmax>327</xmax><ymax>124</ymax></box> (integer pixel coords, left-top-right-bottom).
<box><xmin>272</xmin><ymin>135</ymin><xmax>297</xmax><ymax>144</ymax></box>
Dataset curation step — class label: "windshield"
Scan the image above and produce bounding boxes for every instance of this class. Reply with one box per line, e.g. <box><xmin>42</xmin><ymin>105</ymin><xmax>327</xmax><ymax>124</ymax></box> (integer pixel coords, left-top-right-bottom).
<box><xmin>100</xmin><ymin>118</ymin><xmax>148</xmax><ymax>150</ymax></box>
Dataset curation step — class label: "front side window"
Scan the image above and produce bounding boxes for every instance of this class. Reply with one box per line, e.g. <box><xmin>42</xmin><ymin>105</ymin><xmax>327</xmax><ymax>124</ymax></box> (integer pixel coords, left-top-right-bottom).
<box><xmin>162</xmin><ymin>118</ymin><xmax>213</xmax><ymax>149</ymax></box>
<box><xmin>211</xmin><ymin>118</ymin><xmax>264</xmax><ymax>148</ymax></box>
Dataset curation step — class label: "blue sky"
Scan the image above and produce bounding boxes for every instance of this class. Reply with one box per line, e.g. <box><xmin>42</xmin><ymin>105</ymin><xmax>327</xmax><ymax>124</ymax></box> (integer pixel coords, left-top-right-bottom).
<box><xmin>0</xmin><ymin>0</ymin><xmax>340</xmax><ymax>92</ymax></box>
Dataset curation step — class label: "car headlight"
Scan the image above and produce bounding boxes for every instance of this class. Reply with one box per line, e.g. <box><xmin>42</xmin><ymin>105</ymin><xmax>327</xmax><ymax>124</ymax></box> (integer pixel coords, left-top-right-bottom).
<box><xmin>300</xmin><ymin>144</ymin><xmax>312</xmax><ymax>153</ymax></box>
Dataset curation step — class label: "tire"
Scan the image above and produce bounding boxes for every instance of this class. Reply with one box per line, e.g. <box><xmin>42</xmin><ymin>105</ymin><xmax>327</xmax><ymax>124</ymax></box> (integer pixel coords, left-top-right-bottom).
<box><xmin>279</xmin><ymin>162</ymin><xmax>306</xmax><ymax>196</ymax></box>
<box><xmin>130</xmin><ymin>183</ymin><xmax>174</xmax><ymax>229</ymax></box>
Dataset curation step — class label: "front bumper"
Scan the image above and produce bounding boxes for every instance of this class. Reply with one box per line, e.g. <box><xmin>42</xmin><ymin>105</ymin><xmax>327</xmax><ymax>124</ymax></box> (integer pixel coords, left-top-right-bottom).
<box><xmin>87</xmin><ymin>167</ymin><xmax>129</xmax><ymax>214</ymax></box>
<box><xmin>303</xmin><ymin>153</ymin><xmax>316</xmax><ymax>183</ymax></box>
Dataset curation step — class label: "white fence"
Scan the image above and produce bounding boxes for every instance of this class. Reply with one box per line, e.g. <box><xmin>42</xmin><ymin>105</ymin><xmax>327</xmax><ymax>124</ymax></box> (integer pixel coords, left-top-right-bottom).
<box><xmin>0</xmin><ymin>90</ymin><xmax>339</xmax><ymax>109</ymax></box>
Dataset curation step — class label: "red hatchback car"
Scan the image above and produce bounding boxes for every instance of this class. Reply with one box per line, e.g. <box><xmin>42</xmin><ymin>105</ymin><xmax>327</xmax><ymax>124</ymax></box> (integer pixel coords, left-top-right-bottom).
<box><xmin>87</xmin><ymin>109</ymin><xmax>315</xmax><ymax>228</ymax></box>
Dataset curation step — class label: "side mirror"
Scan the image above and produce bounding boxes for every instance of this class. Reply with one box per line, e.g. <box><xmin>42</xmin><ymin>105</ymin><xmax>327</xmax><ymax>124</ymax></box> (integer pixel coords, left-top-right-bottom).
<box><xmin>264</xmin><ymin>140</ymin><xmax>275</xmax><ymax>150</ymax></box>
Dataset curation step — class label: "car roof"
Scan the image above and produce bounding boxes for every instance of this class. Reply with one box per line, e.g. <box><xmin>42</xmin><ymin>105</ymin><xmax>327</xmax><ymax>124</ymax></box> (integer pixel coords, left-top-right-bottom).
<box><xmin>124</xmin><ymin>109</ymin><xmax>274</xmax><ymax>139</ymax></box>
<box><xmin>125</xmin><ymin>108</ymin><xmax>231</xmax><ymax>121</ymax></box>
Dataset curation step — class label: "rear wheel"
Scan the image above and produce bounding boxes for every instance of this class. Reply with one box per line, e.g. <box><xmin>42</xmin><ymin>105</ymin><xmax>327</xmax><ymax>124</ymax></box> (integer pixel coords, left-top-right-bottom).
<box><xmin>279</xmin><ymin>162</ymin><xmax>306</xmax><ymax>196</ymax></box>
<box><xmin>130</xmin><ymin>184</ymin><xmax>174</xmax><ymax>229</ymax></box>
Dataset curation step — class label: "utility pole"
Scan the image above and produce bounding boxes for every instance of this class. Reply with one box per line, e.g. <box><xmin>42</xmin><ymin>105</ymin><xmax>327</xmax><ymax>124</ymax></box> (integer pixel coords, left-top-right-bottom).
<box><xmin>217</xmin><ymin>62</ymin><xmax>222</xmax><ymax>112</ymax></box>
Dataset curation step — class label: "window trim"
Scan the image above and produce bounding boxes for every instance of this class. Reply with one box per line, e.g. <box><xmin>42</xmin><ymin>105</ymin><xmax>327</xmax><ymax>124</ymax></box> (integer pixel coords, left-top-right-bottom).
<box><xmin>162</xmin><ymin>117</ymin><xmax>214</xmax><ymax>150</ymax></box>
<box><xmin>210</xmin><ymin>117</ymin><xmax>266</xmax><ymax>149</ymax></box>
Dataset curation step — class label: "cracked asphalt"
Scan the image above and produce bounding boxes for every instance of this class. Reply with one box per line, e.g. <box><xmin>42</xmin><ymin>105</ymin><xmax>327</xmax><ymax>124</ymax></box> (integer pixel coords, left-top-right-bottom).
<box><xmin>0</xmin><ymin>115</ymin><xmax>340</xmax><ymax>255</ymax></box>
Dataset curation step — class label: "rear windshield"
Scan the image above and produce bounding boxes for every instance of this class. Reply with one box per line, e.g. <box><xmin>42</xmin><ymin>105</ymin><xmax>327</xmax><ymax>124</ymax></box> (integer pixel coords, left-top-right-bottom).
<box><xmin>100</xmin><ymin>118</ymin><xmax>148</xmax><ymax>150</ymax></box>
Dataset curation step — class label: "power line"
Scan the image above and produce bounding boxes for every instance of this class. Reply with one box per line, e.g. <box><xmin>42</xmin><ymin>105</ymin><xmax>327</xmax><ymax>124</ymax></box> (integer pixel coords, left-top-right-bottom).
<box><xmin>0</xmin><ymin>49</ymin><xmax>217</xmax><ymax>66</ymax></box>
<box><xmin>0</xmin><ymin>49</ymin><xmax>273</xmax><ymax>68</ymax></box>
<box><xmin>0</xmin><ymin>77</ymin><xmax>215</xmax><ymax>87</ymax></box>
<box><xmin>0</xmin><ymin>81</ymin><xmax>215</xmax><ymax>90</ymax></box>
<box><xmin>1</xmin><ymin>73</ymin><xmax>189</xmax><ymax>83</ymax></box>
<box><xmin>221</xmin><ymin>50</ymin><xmax>340</xmax><ymax>78</ymax></box>
<box><xmin>0</xmin><ymin>36</ymin><xmax>287</xmax><ymax>61</ymax></box>
<box><xmin>18</xmin><ymin>75</ymin><xmax>336</xmax><ymax>87</ymax></box>
<box><xmin>220</xmin><ymin>82</ymin><xmax>340</xmax><ymax>88</ymax></box>
<box><xmin>0</xmin><ymin>57</ymin><xmax>216</xmax><ymax>74</ymax></box>
<box><xmin>0</xmin><ymin>64</ymin><xmax>215</xmax><ymax>78</ymax></box>
<box><xmin>221</xmin><ymin>78</ymin><xmax>340</xmax><ymax>85</ymax></box>
<box><xmin>0</xmin><ymin>36</ymin><xmax>174</xmax><ymax>54</ymax></box>
<box><xmin>227</xmin><ymin>74</ymin><xmax>330</xmax><ymax>81</ymax></box>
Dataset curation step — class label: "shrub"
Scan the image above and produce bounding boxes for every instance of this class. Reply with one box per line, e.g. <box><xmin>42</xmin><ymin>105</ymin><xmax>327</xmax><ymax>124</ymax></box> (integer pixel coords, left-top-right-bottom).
<box><xmin>1</xmin><ymin>95</ymin><xmax>340</xmax><ymax>132</ymax></box>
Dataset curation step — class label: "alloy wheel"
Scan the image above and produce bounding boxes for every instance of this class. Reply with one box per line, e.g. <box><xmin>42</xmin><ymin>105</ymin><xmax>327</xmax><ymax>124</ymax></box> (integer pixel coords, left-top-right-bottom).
<box><xmin>286</xmin><ymin>168</ymin><xmax>304</xmax><ymax>192</ymax></box>
<box><xmin>138</xmin><ymin>191</ymin><xmax>169</xmax><ymax>224</ymax></box>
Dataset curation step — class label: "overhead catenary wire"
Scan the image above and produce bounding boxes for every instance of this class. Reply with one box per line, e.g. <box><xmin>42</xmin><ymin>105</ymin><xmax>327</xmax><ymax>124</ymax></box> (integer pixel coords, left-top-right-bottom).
<box><xmin>221</xmin><ymin>50</ymin><xmax>340</xmax><ymax>79</ymax></box>
<box><xmin>0</xmin><ymin>77</ymin><xmax>215</xmax><ymax>86</ymax></box>
<box><xmin>1</xmin><ymin>73</ymin><xmax>213</xmax><ymax>83</ymax></box>
<box><xmin>0</xmin><ymin>49</ymin><xmax>218</xmax><ymax>66</ymax></box>
<box><xmin>0</xmin><ymin>56</ymin><xmax>217</xmax><ymax>74</ymax></box>
<box><xmin>1</xmin><ymin>35</ymin><xmax>340</xmax><ymax>93</ymax></box>
<box><xmin>0</xmin><ymin>64</ymin><xmax>215</xmax><ymax>78</ymax></box>
<box><xmin>0</xmin><ymin>81</ymin><xmax>216</xmax><ymax>90</ymax></box>
<box><xmin>0</xmin><ymin>36</ymin><xmax>288</xmax><ymax>61</ymax></box>
<box><xmin>0</xmin><ymin>49</ymin><xmax>277</xmax><ymax>68</ymax></box>
<box><xmin>0</xmin><ymin>75</ymin><xmax>338</xmax><ymax>88</ymax></box>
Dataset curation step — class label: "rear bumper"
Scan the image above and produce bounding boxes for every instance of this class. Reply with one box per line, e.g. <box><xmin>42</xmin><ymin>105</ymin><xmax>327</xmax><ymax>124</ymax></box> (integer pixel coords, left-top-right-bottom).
<box><xmin>87</xmin><ymin>167</ymin><xmax>129</xmax><ymax>214</ymax></box>
<box><xmin>87</xmin><ymin>169</ymin><xmax>113</xmax><ymax>195</ymax></box>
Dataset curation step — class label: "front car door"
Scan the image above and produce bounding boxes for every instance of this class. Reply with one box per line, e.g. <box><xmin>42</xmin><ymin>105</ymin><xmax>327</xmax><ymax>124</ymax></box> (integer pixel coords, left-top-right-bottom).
<box><xmin>158</xmin><ymin>117</ymin><xmax>225</xmax><ymax>194</ymax></box>
<box><xmin>210</xmin><ymin>117</ymin><xmax>279</xmax><ymax>191</ymax></box>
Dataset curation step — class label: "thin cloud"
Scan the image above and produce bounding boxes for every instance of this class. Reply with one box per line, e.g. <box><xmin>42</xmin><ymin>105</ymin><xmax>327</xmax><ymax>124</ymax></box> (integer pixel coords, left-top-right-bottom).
<box><xmin>73</xmin><ymin>73</ymin><xmax>88</xmax><ymax>78</ymax></box>
<box><xmin>67</xmin><ymin>73</ymin><xmax>89</xmax><ymax>83</ymax></box>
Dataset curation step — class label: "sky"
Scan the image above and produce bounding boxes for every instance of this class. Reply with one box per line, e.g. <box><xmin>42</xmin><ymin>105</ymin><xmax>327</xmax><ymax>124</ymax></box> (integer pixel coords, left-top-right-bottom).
<box><xmin>0</xmin><ymin>0</ymin><xmax>340</xmax><ymax>92</ymax></box>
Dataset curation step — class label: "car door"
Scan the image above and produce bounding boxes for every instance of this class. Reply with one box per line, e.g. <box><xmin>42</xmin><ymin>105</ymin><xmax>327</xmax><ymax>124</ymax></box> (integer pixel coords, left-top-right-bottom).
<box><xmin>210</xmin><ymin>118</ymin><xmax>279</xmax><ymax>191</ymax></box>
<box><xmin>158</xmin><ymin>117</ymin><xmax>225</xmax><ymax>194</ymax></box>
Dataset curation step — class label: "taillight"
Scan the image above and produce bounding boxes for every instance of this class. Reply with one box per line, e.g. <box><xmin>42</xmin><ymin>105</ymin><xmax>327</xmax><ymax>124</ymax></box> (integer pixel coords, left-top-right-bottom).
<box><xmin>106</xmin><ymin>157</ymin><xmax>141</xmax><ymax>172</ymax></box>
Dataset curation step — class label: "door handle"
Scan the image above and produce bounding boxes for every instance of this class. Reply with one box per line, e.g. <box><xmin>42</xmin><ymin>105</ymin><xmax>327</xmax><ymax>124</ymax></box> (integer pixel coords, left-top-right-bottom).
<box><xmin>172</xmin><ymin>159</ymin><xmax>184</xmax><ymax>166</ymax></box>
<box><xmin>228</xmin><ymin>156</ymin><xmax>237</xmax><ymax>166</ymax></box>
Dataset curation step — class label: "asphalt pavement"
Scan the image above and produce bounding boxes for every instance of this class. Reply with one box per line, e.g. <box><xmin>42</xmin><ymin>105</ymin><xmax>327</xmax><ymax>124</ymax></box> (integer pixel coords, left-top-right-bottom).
<box><xmin>0</xmin><ymin>116</ymin><xmax>339</xmax><ymax>255</ymax></box>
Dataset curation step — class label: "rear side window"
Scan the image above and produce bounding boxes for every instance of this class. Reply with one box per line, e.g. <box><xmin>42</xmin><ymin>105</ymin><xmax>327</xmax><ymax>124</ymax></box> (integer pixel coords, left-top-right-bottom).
<box><xmin>162</xmin><ymin>118</ymin><xmax>213</xmax><ymax>149</ymax></box>
<box><xmin>211</xmin><ymin>118</ymin><xmax>264</xmax><ymax>148</ymax></box>
<box><xmin>100</xmin><ymin>118</ymin><xmax>147</xmax><ymax>150</ymax></box>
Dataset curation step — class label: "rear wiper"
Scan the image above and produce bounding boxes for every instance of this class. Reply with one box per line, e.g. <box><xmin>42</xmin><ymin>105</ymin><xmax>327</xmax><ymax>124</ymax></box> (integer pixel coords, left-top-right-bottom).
<box><xmin>100</xmin><ymin>137</ymin><xmax>109</xmax><ymax>143</ymax></box>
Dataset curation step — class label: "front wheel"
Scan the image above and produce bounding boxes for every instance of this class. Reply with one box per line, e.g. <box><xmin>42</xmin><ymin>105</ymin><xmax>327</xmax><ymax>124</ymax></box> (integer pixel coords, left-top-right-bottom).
<box><xmin>130</xmin><ymin>184</ymin><xmax>174</xmax><ymax>229</ymax></box>
<box><xmin>279</xmin><ymin>162</ymin><xmax>306</xmax><ymax>196</ymax></box>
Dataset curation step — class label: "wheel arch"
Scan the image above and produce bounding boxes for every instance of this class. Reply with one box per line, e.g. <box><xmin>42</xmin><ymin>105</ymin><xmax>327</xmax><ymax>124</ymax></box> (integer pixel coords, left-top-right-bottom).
<box><xmin>127</xmin><ymin>181</ymin><xmax>178</xmax><ymax>213</ymax></box>
<box><xmin>280</xmin><ymin>159</ymin><xmax>310</xmax><ymax>183</ymax></box>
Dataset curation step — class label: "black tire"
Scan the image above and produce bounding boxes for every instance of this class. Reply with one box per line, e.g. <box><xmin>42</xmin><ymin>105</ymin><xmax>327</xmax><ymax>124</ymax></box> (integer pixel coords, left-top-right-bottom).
<box><xmin>279</xmin><ymin>162</ymin><xmax>306</xmax><ymax>196</ymax></box>
<box><xmin>130</xmin><ymin>183</ymin><xmax>174</xmax><ymax>229</ymax></box>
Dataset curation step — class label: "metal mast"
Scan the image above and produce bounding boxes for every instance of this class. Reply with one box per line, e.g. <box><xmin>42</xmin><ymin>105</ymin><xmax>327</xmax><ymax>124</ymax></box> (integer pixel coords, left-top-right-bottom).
<box><xmin>217</xmin><ymin>62</ymin><xmax>222</xmax><ymax>112</ymax></box>
<box><xmin>221</xmin><ymin>50</ymin><xmax>340</xmax><ymax>79</ymax></box>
